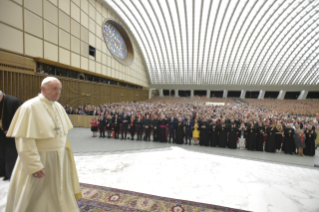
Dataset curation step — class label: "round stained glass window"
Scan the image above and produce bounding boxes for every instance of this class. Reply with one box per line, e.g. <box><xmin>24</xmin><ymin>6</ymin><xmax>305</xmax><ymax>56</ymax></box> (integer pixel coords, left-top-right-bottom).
<box><xmin>103</xmin><ymin>22</ymin><xmax>128</xmax><ymax>59</ymax></box>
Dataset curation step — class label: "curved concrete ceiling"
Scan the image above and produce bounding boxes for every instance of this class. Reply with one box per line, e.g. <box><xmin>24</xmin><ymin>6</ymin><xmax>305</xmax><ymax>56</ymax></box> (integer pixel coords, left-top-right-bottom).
<box><xmin>103</xmin><ymin>0</ymin><xmax>319</xmax><ymax>86</ymax></box>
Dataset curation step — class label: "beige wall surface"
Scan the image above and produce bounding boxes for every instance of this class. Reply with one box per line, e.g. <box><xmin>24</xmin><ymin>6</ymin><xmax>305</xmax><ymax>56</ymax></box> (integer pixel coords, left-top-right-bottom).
<box><xmin>0</xmin><ymin>0</ymin><xmax>149</xmax><ymax>88</ymax></box>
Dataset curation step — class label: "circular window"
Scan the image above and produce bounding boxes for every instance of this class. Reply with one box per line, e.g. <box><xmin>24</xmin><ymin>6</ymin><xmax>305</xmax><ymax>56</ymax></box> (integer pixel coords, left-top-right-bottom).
<box><xmin>102</xmin><ymin>19</ymin><xmax>134</xmax><ymax>66</ymax></box>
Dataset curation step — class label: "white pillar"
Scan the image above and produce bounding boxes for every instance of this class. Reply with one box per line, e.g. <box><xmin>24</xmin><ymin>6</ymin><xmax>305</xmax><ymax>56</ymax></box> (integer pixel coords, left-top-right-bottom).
<box><xmin>159</xmin><ymin>89</ymin><xmax>163</xmax><ymax>97</ymax></box>
<box><xmin>277</xmin><ymin>90</ymin><xmax>286</xmax><ymax>100</ymax></box>
<box><xmin>240</xmin><ymin>90</ymin><xmax>246</xmax><ymax>99</ymax></box>
<box><xmin>191</xmin><ymin>90</ymin><xmax>194</xmax><ymax>98</ymax></box>
<box><xmin>148</xmin><ymin>89</ymin><xmax>152</xmax><ymax>99</ymax></box>
<box><xmin>258</xmin><ymin>90</ymin><xmax>265</xmax><ymax>99</ymax></box>
<box><xmin>206</xmin><ymin>90</ymin><xmax>210</xmax><ymax>98</ymax></box>
<box><xmin>223</xmin><ymin>90</ymin><xmax>228</xmax><ymax>98</ymax></box>
<box><xmin>297</xmin><ymin>90</ymin><xmax>308</xmax><ymax>100</ymax></box>
<box><xmin>175</xmin><ymin>89</ymin><xmax>179</xmax><ymax>97</ymax></box>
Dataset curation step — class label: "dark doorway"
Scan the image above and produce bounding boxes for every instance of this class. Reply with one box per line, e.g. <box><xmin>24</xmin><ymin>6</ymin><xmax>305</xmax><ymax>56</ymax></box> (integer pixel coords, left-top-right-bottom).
<box><xmin>284</xmin><ymin>92</ymin><xmax>301</xmax><ymax>100</ymax></box>
<box><xmin>245</xmin><ymin>91</ymin><xmax>260</xmax><ymax>99</ymax></box>
<box><xmin>178</xmin><ymin>90</ymin><xmax>191</xmax><ymax>97</ymax></box>
<box><xmin>306</xmin><ymin>92</ymin><xmax>319</xmax><ymax>99</ymax></box>
<box><xmin>210</xmin><ymin>91</ymin><xmax>223</xmax><ymax>98</ymax></box>
<box><xmin>194</xmin><ymin>90</ymin><xmax>207</xmax><ymax>97</ymax></box>
<box><xmin>264</xmin><ymin>91</ymin><xmax>279</xmax><ymax>99</ymax></box>
<box><xmin>227</xmin><ymin>91</ymin><xmax>241</xmax><ymax>98</ymax></box>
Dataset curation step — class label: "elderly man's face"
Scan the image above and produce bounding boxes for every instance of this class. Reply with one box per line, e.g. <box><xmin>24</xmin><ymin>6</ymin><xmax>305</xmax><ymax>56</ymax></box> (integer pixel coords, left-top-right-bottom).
<box><xmin>0</xmin><ymin>95</ymin><xmax>3</xmax><ymax>102</ymax></box>
<box><xmin>41</xmin><ymin>80</ymin><xmax>62</xmax><ymax>102</ymax></box>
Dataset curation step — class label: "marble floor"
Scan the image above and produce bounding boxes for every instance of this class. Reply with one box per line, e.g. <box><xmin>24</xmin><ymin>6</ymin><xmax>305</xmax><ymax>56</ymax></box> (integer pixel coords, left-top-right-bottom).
<box><xmin>1</xmin><ymin>147</ymin><xmax>319</xmax><ymax>212</ymax></box>
<box><xmin>1</xmin><ymin>128</ymin><xmax>319</xmax><ymax>212</ymax></box>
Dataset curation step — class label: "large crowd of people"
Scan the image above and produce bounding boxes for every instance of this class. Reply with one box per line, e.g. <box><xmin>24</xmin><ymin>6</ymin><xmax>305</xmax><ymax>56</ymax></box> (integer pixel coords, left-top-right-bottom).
<box><xmin>64</xmin><ymin>97</ymin><xmax>319</xmax><ymax>157</ymax></box>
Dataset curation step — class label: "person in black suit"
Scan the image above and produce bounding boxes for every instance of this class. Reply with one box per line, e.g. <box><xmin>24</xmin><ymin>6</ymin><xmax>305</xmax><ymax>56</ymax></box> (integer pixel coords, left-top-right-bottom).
<box><xmin>121</xmin><ymin>111</ymin><xmax>130</xmax><ymax>140</ymax></box>
<box><xmin>152</xmin><ymin>114</ymin><xmax>159</xmax><ymax>142</ymax></box>
<box><xmin>106</xmin><ymin>114</ymin><xmax>113</xmax><ymax>138</ymax></box>
<box><xmin>98</xmin><ymin>114</ymin><xmax>106</xmax><ymax>138</ymax></box>
<box><xmin>113</xmin><ymin>114</ymin><xmax>121</xmax><ymax>139</ymax></box>
<box><xmin>143</xmin><ymin>114</ymin><xmax>152</xmax><ymax>141</ymax></box>
<box><xmin>185</xmin><ymin>116</ymin><xmax>193</xmax><ymax>145</ymax></box>
<box><xmin>136</xmin><ymin>115</ymin><xmax>143</xmax><ymax>141</ymax></box>
<box><xmin>0</xmin><ymin>91</ymin><xmax>22</xmax><ymax>181</ymax></box>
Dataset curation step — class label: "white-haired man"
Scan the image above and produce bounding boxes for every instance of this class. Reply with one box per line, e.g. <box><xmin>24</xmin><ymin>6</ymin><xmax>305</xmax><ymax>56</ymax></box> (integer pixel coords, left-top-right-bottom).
<box><xmin>0</xmin><ymin>90</ymin><xmax>22</xmax><ymax>181</ymax></box>
<box><xmin>5</xmin><ymin>77</ymin><xmax>81</xmax><ymax>212</ymax></box>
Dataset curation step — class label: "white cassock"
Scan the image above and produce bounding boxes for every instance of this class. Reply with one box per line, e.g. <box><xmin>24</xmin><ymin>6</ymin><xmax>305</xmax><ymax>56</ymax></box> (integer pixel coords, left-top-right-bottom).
<box><xmin>5</xmin><ymin>94</ymin><xmax>81</xmax><ymax>212</ymax></box>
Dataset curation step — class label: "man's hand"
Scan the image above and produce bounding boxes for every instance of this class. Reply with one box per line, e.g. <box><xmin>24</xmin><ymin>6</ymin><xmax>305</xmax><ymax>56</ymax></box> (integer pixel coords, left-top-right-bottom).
<box><xmin>4</xmin><ymin>131</ymin><xmax>7</xmax><ymax>135</ymax></box>
<box><xmin>33</xmin><ymin>168</ymin><xmax>45</xmax><ymax>178</ymax></box>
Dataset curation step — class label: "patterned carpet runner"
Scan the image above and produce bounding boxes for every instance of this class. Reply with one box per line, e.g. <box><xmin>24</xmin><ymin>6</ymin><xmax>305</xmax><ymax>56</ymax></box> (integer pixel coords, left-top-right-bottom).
<box><xmin>77</xmin><ymin>183</ymin><xmax>249</xmax><ymax>212</ymax></box>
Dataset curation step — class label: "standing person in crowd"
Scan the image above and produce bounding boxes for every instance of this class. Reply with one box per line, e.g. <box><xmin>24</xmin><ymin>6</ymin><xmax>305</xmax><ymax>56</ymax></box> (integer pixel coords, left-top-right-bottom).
<box><xmin>185</xmin><ymin>115</ymin><xmax>193</xmax><ymax>145</ymax></box>
<box><xmin>136</xmin><ymin>115</ymin><xmax>143</xmax><ymax>141</ymax></box>
<box><xmin>238</xmin><ymin>122</ymin><xmax>246</xmax><ymax>149</ymax></box>
<box><xmin>113</xmin><ymin>114</ymin><xmax>120</xmax><ymax>139</ymax></box>
<box><xmin>175</xmin><ymin>117</ymin><xmax>184</xmax><ymax>144</ymax></box>
<box><xmin>106</xmin><ymin>114</ymin><xmax>113</xmax><ymax>138</ymax></box>
<box><xmin>283</xmin><ymin>124</ymin><xmax>295</xmax><ymax>154</ymax></box>
<box><xmin>275</xmin><ymin>123</ymin><xmax>283</xmax><ymax>153</ymax></box>
<box><xmin>218</xmin><ymin>120</ymin><xmax>228</xmax><ymax>148</ymax></box>
<box><xmin>246</xmin><ymin>121</ymin><xmax>257</xmax><ymax>151</ymax></box>
<box><xmin>228</xmin><ymin>119</ymin><xmax>238</xmax><ymax>149</ymax></box>
<box><xmin>158</xmin><ymin>114</ymin><xmax>167</xmax><ymax>143</ymax></box>
<box><xmin>304</xmin><ymin>125</ymin><xmax>316</xmax><ymax>156</ymax></box>
<box><xmin>152</xmin><ymin>114</ymin><xmax>159</xmax><ymax>142</ymax></box>
<box><xmin>143</xmin><ymin>114</ymin><xmax>151</xmax><ymax>141</ymax></box>
<box><xmin>210</xmin><ymin>120</ymin><xmax>219</xmax><ymax>147</ymax></box>
<box><xmin>168</xmin><ymin>116</ymin><xmax>175</xmax><ymax>143</ymax></box>
<box><xmin>294</xmin><ymin>124</ymin><xmax>305</xmax><ymax>156</ymax></box>
<box><xmin>129</xmin><ymin>115</ymin><xmax>136</xmax><ymax>140</ymax></box>
<box><xmin>0</xmin><ymin>90</ymin><xmax>22</xmax><ymax>181</ymax></box>
<box><xmin>90</xmin><ymin>117</ymin><xmax>98</xmax><ymax>137</ymax></box>
<box><xmin>265</xmin><ymin>123</ymin><xmax>276</xmax><ymax>152</ymax></box>
<box><xmin>256</xmin><ymin>121</ymin><xmax>265</xmax><ymax>151</ymax></box>
<box><xmin>121</xmin><ymin>111</ymin><xmax>129</xmax><ymax>140</ymax></box>
<box><xmin>193</xmin><ymin>119</ymin><xmax>200</xmax><ymax>145</ymax></box>
<box><xmin>98</xmin><ymin>113</ymin><xmax>105</xmax><ymax>138</ymax></box>
<box><xmin>199</xmin><ymin>117</ymin><xmax>209</xmax><ymax>146</ymax></box>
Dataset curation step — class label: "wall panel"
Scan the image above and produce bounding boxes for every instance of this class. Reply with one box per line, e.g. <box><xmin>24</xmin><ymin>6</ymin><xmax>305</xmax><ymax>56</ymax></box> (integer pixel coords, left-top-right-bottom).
<box><xmin>59</xmin><ymin>48</ymin><xmax>71</xmax><ymax>65</ymax></box>
<box><xmin>71</xmin><ymin>2</ymin><xmax>80</xmax><ymax>22</ymax></box>
<box><xmin>0</xmin><ymin>0</ymin><xmax>23</xmax><ymax>29</ymax></box>
<box><xmin>71</xmin><ymin>36</ymin><xmax>80</xmax><ymax>54</ymax></box>
<box><xmin>0</xmin><ymin>23</ymin><xmax>23</xmax><ymax>54</ymax></box>
<box><xmin>44</xmin><ymin>41</ymin><xmax>58</xmax><ymax>61</ymax></box>
<box><xmin>44</xmin><ymin>21</ymin><xmax>58</xmax><ymax>44</ymax></box>
<box><xmin>59</xmin><ymin>0</ymin><xmax>71</xmax><ymax>15</ymax></box>
<box><xmin>25</xmin><ymin>9</ymin><xmax>43</xmax><ymax>38</ymax></box>
<box><xmin>25</xmin><ymin>0</ymin><xmax>43</xmax><ymax>17</ymax></box>
<box><xmin>25</xmin><ymin>34</ymin><xmax>43</xmax><ymax>58</ymax></box>
<box><xmin>59</xmin><ymin>10</ymin><xmax>70</xmax><ymax>33</ymax></box>
<box><xmin>59</xmin><ymin>29</ymin><xmax>71</xmax><ymax>50</ymax></box>
<box><xmin>71</xmin><ymin>19</ymin><xmax>81</xmax><ymax>38</ymax></box>
<box><xmin>44</xmin><ymin>0</ymin><xmax>58</xmax><ymax>26</ymax></box>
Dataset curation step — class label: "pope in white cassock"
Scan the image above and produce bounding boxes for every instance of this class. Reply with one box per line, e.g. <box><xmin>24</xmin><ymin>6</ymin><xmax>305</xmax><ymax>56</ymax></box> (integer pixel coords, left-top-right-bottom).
<box><xmin>5</xmin><ymin>77</ymin><xmax>82</xmax><ymax>212</ymax></box>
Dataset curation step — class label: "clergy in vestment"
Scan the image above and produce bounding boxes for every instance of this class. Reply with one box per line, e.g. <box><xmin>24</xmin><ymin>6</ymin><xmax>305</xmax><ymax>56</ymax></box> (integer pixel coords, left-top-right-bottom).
<box><xmin>5</xmin><ymin>77</ymin><xmax>81</xmax><ymax>212</ymax></box>
<box><xmin>0</xmin><ymin>91</ymin><xmax>22</xmax><ymax>180</ymax></box>
<box><xmin>175</xmin><ymin>117</ymin><xmax>184</xmax><ymax>144</ymax></box>
<box><xmin>265</xmin><ymin>124</ymin><xmax>276</xmax><ymax>153</ymax></box>
<box><xmin>199</xmin><ymin>117</ymin><xmax>209</xmax><ymax>146</ymax></box>
<box><xmin>255</xmin><ymin>122</ymin><xmax>265</xmax><ymax>151</ymax></box>
<box><xmin>228</xmin><ymin>120</ymin><xmax>238</xmax><ymax>149</ymax></box>
<box><xmin>210</xmin><ymin>120</ymin><xmax>219</xmax><ymax>147</ymax></box>
<box><xmin>283</xmin><ymin>124</ymin><xmax>295</xmax><ymax>154</ymax></box>
<box><xmin>218</xmin><ymin>121</ymin><xmax>228</xmax><ymax>148</ymax></box>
